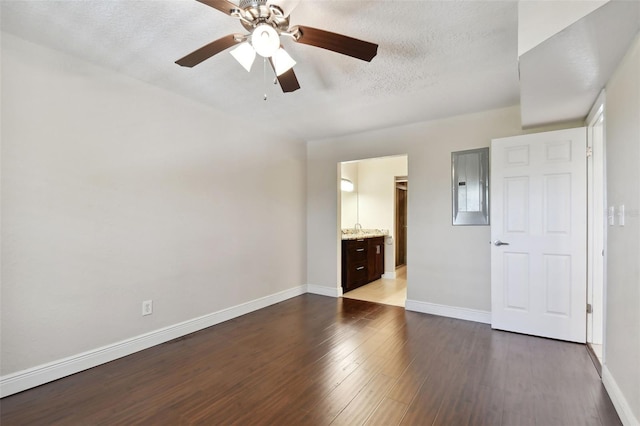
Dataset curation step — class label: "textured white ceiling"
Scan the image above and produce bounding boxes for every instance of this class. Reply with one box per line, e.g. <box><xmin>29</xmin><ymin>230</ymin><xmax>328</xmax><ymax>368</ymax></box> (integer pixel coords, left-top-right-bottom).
<box><xmin>1</xmin><ymin>0</ymin><xmax>521</xmax><ymax>141</ymax></box>
<box><xmin>519</xmin><ymin>1</ymin><xmax>640</xmax><ymax>127</ymax></box>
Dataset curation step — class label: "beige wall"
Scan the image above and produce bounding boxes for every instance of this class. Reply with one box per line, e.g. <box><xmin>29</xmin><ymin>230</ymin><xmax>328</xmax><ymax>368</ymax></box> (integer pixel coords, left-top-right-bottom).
<box><xmin>604</xmin><ymin>34</ymin><xmax>640</xmax><ymax>424</ymax></box>
<box><xmin>308</xmin><ymin>106</ymin><xmax>526</xmax><ymax>310</ymax></box>
<box><xmin>0</xmin><ymin>34</ymin><xmax>307</xmax><ymax>375</ymax></box>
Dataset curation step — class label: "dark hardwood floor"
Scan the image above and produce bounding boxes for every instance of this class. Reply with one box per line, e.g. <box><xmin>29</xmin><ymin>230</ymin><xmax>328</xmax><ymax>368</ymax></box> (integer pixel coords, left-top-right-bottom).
<box><xmin>1</xmin><ymin>295</ymin><xmax>621</xmax><ymax>425</ymax></box>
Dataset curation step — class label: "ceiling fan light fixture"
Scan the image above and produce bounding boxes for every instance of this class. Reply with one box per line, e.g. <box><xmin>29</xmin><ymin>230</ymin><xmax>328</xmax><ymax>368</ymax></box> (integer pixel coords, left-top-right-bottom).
<box><xmin>272</xmin><ymin>47</ymin><xmax>296</xmax><ymax>76</ymax></box>
<box><xmin>251</xmin><ymin>24</ymin><xmax>280</xmax><ymax>57</ymax></box>
<box><xmin>230</xmin><ymin>42</ymin><xmax>256</xmax><ymax>72</ymax></box>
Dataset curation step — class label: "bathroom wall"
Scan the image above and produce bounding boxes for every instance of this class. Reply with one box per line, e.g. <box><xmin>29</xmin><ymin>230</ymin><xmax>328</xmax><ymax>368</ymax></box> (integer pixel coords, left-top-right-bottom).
<box><xmin>340</xmin><ymin>162</ymin><xmax>358</xmax><ymax>228</ymax></box>
<box><xmin>357</xmin><ymin>156</ymin><xmax>408</xmax><ymax>274</ymax></box>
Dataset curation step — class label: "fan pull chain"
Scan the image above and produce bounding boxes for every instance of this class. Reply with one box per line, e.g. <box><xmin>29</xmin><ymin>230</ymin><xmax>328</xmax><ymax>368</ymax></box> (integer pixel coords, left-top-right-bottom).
<box><xmin>263</xmin><ymin>58</ymin><xmax>267</xmax><ymax>101</ymax></box>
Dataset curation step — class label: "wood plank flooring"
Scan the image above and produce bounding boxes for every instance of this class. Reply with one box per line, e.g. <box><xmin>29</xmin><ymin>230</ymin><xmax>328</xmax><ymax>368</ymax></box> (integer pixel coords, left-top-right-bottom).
<box><xmin>0</xmin><ymin>295</ymin><xmax>621</xmax><ymax>425</ymax></box>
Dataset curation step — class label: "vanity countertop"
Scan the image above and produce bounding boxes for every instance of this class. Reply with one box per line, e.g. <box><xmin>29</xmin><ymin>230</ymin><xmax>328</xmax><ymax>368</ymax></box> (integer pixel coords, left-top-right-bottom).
<box><xmin>341</xmin><ymin>229</ymin><xmax>389</xmax><ymax>240</ymax></box>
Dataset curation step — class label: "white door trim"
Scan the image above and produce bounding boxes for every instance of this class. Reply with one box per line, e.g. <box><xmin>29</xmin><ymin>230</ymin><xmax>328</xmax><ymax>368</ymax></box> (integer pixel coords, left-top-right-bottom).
<box><xmin>586</xmin><ymin>89</ymin><xmax>607</xmax><ymax>359</ymax></box>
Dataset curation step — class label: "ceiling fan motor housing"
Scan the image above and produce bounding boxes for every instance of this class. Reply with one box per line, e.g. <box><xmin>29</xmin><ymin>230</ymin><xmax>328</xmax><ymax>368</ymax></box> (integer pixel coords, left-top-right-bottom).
<box><xmin>238</xmin><ymin>0</ymin><xmax>289</xmax><ymax>32</ymax></box>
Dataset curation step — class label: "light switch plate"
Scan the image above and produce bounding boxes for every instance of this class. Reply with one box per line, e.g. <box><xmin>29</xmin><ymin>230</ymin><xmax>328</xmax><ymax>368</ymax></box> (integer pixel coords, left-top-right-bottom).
<box><xmin>608</xmin><ymin>206</ymin><xmax>615</xmax><ymax>226</ymax></box>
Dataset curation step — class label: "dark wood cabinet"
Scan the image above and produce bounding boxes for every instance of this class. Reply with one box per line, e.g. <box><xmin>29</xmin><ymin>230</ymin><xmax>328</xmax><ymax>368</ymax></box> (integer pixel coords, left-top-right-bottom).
<box><xmin>367</xmin><ymin>237</ymin><xmax>384</xmax><ymax>282</ymax></box>
<box><xmin>342</xmin><ymin>236</ymin><xmax>385</xmax><ymax>293</ymax></box>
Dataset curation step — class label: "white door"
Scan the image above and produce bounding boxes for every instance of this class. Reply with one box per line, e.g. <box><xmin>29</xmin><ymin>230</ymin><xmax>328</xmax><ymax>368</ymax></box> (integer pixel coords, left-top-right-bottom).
<box><xmin>491</xmin><ymin>128</ymin><xmax>587</xmax><ymax>343</ymax></box>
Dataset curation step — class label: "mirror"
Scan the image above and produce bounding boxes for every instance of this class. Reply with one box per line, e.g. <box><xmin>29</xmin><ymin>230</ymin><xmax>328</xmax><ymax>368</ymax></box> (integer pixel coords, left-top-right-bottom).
<box><xmin>452</xmin><ymin>147</ymin><xmax>489</xmax><ymax>225</ymax></box>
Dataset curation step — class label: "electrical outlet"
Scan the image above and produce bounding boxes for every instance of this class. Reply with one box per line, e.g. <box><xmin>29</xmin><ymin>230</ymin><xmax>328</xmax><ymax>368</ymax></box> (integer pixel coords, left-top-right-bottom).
<box><xmin>142</xmin><ymin>300</ymin><xmax>153</xmax><ymax>316</ymax></box>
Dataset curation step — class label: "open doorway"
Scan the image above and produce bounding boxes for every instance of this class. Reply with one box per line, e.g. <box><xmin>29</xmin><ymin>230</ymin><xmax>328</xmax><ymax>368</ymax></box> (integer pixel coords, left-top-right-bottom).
<box><xmin>339</xmin><ymin>155</ymin><xmax>408</xmax><ymax>307</ymax></box>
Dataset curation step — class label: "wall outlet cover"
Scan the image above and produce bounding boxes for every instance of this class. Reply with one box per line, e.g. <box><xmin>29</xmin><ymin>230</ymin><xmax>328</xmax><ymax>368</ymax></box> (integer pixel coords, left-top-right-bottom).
<box><xmin>142</xmin><ymin>300</ymin><xmax>153</xmax><ymax>316</ymax></box>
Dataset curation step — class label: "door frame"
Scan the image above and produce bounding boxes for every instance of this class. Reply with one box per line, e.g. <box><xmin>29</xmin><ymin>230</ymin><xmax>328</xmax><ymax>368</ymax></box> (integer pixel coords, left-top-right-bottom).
<box><xmin>586</xmin><ymin>90</ymin><xmax>607</xmax><ymax>363</ymax></box>
<box><xmin>395</xmin><ymin>176</ymin><xmax>408</xmax><ymax>268</ymax></box>
<box><xmin>337</xmin><ymin>155</ymin><xmax>409</xmax><ymax>292</ymax></box>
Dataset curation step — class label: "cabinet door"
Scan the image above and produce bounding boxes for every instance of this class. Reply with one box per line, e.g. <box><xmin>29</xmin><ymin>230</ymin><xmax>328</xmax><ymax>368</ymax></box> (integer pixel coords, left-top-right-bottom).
<box><xmin>376</xmin><ymin>238</ymin><xmax>385</xmax><ymax>277</ymax></box>
<box><xmin>368</xmin><ymin>237</ymin><xmax>384</xmax><ymax>282</ymax></box>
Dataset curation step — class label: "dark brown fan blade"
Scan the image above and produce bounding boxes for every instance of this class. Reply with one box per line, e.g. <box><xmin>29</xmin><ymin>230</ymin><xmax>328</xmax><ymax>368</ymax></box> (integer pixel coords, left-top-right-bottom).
<box><xmin>292</xmin><ymin>25</ymin><xmax>378</xmax><ymax>62</ymax></box>
<box><xmin>175</xmin><ymin>34</ymin><xmax>240</xmax><ymax>67</ymax></box>
<box><xmin>196</xmin><ymin>0</ymin><xmax>239</xmax><ymax>16</ymax></box>
<box><xmin>276</xmin><ymin>68</ymin><xmax>301</xmax><ymax>93</ymax></box>
<box><xmin>268</xmin><ymin>58</ymin><xmax>301</xmax><ymax>93</ymax></box>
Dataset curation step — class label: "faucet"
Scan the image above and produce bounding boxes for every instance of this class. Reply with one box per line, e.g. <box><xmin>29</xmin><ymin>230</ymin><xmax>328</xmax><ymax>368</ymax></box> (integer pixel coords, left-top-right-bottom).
<box><xmin>354</xmin><ymin>223</ymin><xmax>362</xmax><ymax>232</ymax></box>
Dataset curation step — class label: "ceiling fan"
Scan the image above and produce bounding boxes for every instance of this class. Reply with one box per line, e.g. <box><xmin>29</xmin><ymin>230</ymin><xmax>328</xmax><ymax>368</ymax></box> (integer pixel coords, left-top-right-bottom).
<box><xmin>176</xmin><ymin>0</ymin><xmax>378</xmax><ymax>93</ymax></box>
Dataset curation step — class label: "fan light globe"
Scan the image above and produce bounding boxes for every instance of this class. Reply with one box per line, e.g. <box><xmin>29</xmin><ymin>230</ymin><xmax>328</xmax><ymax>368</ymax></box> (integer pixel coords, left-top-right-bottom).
<box><xmin>272</xmin><ymin>47</ymin><xmax>296</xmax><ymax>76</ymax></box>
<box><xmin>251</xmin><ymin>24</ymin><xmax>280</xmax><ymax>58</ymax></box>
<box><xmin>230</xmin><ymin>42</ymin><xmax>256</xmax><ymax>72</ymax></box>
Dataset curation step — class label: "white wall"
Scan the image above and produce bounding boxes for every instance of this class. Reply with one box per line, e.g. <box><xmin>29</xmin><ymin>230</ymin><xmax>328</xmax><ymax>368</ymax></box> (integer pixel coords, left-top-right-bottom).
<box><xmin>1</xmin><ymin>34</ymin><xmax>307</xmax><ymax>376</ymax></box>
<box><xmin>308</xmin><ymin>106</ymin><xmax>527</xmax><ymax>311</ymax></box>
<box><xmin>603</xmin><ymin>34</ymin><xmax>640</xmax><ymax>425</ymax></box>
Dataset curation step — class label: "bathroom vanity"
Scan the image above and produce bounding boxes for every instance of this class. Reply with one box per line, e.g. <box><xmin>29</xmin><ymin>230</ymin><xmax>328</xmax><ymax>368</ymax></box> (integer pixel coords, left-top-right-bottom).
<box><xmin>341</xmin><ymin>231</ymin><xmax>386</xmax><ymax>293</ymax></box>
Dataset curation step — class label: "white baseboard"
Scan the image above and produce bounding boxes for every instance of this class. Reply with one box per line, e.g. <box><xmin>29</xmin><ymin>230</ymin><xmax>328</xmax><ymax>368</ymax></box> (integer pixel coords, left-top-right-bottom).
<box><xmin>0</xmin><ymin>285</ymin><xmax>306</xmax><ymax>398</ymax></box>
<box><xmin>306</xmin><ymin>284</ymin><xmax>342</xmax><ymax>298</ymax></box>
<box><xmin>602</xmin><ymin>365</ymin><xmax>640</xmax><ymax>426</ymax></box>
<box><xmin>382</xmin><ymin>271</ymin><xmax>396</xmax><ymax>279</ymax></box>
<box><xmin>405</xmin><ymin>299</ymin><xmax>491</xmax><ymax>324</ymax></box>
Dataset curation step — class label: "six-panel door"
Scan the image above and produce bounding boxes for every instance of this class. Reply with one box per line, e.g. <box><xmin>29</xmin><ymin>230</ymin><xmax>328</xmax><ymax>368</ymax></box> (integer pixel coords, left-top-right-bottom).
<box><xmin>491</xmin><ymin>127</ymin><xmax>587</xmax><ymax>343</ymax></box>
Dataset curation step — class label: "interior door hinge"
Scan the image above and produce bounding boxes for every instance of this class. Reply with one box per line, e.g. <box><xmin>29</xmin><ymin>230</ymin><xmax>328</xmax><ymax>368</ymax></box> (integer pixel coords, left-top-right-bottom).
<box><xmin>587</xmin><ymin>146</ymin><xmax>593</xmax><ymax>157</ymax></box>
<box><xmin>587</xmin><ymin>303</ymin><xmax>593</xmax><ymax>314</ymax></box>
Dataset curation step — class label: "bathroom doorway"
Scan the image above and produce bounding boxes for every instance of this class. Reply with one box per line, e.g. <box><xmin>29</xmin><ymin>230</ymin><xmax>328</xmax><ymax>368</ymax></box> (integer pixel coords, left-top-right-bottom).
<box><xmin>339</xmin><ymin>155</ymin><xmax>408</xmax><ymax>307</ymax></box>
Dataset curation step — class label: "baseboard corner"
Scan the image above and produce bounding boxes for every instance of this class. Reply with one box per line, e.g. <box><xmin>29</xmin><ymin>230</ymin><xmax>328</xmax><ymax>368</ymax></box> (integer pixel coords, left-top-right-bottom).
<box><xmin>306</xmin><ymin>284</ymin><xmax>342</xmax><ymax>298</ymax></box>
<box><xmin>405</xmin><ymin>299</ymin><xmax>491</xmax><ymax>324</ymax></box>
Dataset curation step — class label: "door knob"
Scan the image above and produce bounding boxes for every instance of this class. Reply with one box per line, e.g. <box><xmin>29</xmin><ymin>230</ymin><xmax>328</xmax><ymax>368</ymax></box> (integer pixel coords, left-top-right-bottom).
<box><xmin>494</xmin><ymin>240</ymin><xmax>510</xmax><ymax>246</ymax></box>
